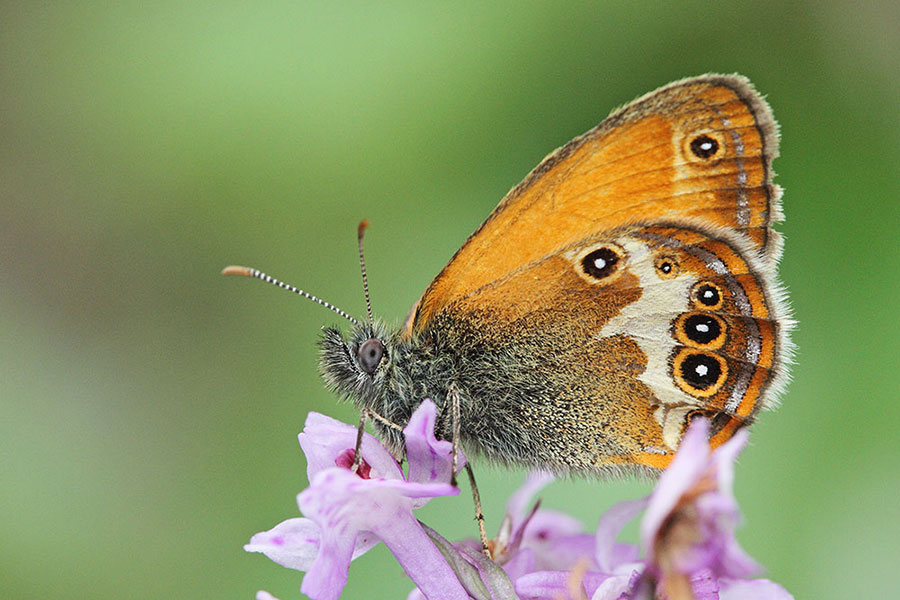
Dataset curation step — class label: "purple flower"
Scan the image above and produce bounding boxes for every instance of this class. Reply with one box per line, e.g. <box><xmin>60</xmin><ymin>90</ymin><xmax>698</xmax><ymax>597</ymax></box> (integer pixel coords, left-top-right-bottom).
<box><xmin>409</xmin><ymin>419</ymin><xmax>792</xmax><ymax>600</ymax></box>
<box><xmin>717</xmin><ymin>578</ymin><xmax>796</xmax><ymax>600</ymax></box>
<box><xmin>246</xmin><ymin>408</ymin><xmax>793</xmax><ymax>600</ymax></box>
<box><xmin>640</xmin><ymin>419</ymin><xmax>759</xmax><ymax>598</ymax></box>
<box><xmin>409</xmin><ymin>471</ymin><xmax>632</xmax><ymax>600</ymax></box>
<box><xmin>245</xmin><ymin>401</ymin><xmax>469</xmax><ymax>600</ymax></box>
<box><xmin>487</xmin><ymin>475</ymin><xmax>640</xmax><ymax>600</ymax></box>
<box><xmin>492</xmin><ymin>472</ymin><xmax>594</xmax><ymax>571</ymax></box>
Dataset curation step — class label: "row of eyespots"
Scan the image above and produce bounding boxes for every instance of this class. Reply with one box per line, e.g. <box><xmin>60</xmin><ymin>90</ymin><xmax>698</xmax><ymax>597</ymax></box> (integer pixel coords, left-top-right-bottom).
<box><xmin>673</xmin><ymin>281</ymin><xmax>729</xmax><ymax>396</ymax></box>
<box><xmin>576</xmin><ymin>245</ymin><xmax>731</xmax><ymax>398</ymax></box>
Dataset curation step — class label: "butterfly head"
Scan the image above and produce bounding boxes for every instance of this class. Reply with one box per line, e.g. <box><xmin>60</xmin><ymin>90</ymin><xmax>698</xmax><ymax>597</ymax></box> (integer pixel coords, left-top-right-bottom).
<box><xmin>319</xmin><ymin>320</ymin><xmax>398</xmax><ymax>412</ymax></box>
<box><xmin>316</xmin><ymin>219</ymin><xmax>396</xmax><ymax>401</ymax></box>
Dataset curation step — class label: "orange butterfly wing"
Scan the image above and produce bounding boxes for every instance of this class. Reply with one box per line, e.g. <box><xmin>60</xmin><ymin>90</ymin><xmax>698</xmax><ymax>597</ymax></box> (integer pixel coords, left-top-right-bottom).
<box><xmin>407</xmin><ymin>74</ymin><xmax>781</xmax><ymax>336</ymax></box>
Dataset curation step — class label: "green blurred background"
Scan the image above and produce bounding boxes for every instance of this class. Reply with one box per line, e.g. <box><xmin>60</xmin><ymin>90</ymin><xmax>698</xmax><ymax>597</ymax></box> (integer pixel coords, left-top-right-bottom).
<box><xmin>2</xmin><ymin>2</ymin><xmax>898</xmax><ymax>599</ymax></box>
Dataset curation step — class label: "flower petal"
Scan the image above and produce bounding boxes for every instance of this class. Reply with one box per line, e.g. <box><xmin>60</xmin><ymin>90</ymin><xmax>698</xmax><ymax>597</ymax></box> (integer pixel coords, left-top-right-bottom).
<box><xmin>640</xmin><ymin>418</ymin><xmax>763</xmax><ymax>582</ymax></box>
<box><xmin>498</xmin><ymin>472</ymin><xmax>598</xmax><ymax>572</ymax></box>
<box><xmin>502</xmin><ymin>547</ymin><xmax>537</xmax><ymax>582</ymax></box>
<box><xmin>524</xmin><ymin>527</ymin><xmax>597</xmax><ymax>572</ymax></box>
<box><xmin>300</xmin><ymin>520</ymin><xmax>355</xmax><ymax>600</ymax></box>
<box><xmin>244</xmin><ymin>517</ymin><xmax>377</xmax><ymax>572</ymax></box>
<box><xmin>380</xmin><ymin>517</ymin><xmax>472</xmax><ymax>600</ymax></box>
<box><xmin>404</xmin><ymin>399</ymin><xmax>465</xmax><ymax>485</ymax></box>
<box><xmin>640</xmin><ymin>418</ymin><xmax>711</xmax><ymax>553</ymax></box>
<box><xmin>690</xmin><ymin>569</ymin><xmax>720</xmax><ymax>600</ymax></box>
<box><xmin>589</xmin><ymin>572</ymin><xmax>635</xmax><ymax>600</ymax></box>
<box><xmin>594</xmin><ymin>498</ymin><xmax>646</xmax><ymax>573</ymax></box>
<box><xmin>297</xmin><ymin>468</ymin><xmax>464</xmax><ymax>600</ymax></box>
<box><xmin>719</xmin><ymin>578</ymin><xmax>795</xmax><ymax>600</ymax></box>
<box><xmin>299</xmin><ymin>412</ymin><xmax>402</xmax><ymax>481</ymax></box>
<box><xmin>515</xmin><ymin>569</ymin><xmax>611</xmax><ymax>600</ymax></box>
<box><xmin>506</xmin><ymin>471</ymin><xmax>555</xmax><ymax>526</ymax></box>
<box><xmin>713</xmin><ymin>429</ymin><xmax>748</xmax><ymax>495</ymax></box>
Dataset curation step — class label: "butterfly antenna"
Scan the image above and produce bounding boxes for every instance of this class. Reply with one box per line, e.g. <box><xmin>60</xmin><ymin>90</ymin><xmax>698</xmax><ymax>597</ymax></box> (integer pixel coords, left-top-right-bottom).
<box><xmin>222</xmin><ymin>266</ymin><xmax>360</xmax><ymax>326</ymax></box>
<box><xmin>357</xmin><ymin>220</ymin><xmax>374</xmax><ymax>324</ymax></box>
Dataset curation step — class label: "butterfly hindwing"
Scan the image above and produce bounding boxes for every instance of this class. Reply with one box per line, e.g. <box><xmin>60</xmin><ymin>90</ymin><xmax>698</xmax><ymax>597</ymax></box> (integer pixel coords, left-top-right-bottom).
<box><xmin>416</xmin><ymin>222</ymin><xmax>789</xmax><ymax>473</ymax></box>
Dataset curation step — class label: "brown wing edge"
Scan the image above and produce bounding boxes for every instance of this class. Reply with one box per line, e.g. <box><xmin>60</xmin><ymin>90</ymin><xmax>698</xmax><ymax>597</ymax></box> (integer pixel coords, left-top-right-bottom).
<box><xmin>404</xmin><ymin>74</ymin><xmax>783</xmax><ymax>337</ymax></box>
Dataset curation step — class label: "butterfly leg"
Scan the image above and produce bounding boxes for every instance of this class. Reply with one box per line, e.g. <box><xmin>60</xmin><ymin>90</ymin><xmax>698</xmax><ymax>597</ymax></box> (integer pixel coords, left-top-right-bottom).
<box><xmin>448</xmin><ymin>383</ymin><xmax>462</xmax><ymax>487</ymax></box>
<box><xmin>465</xmin><ymin>462</ymin><xmax>491</xmax><ymax>557</ymax></box>
<box><xmin>351</xmin><ymin>408</ymin><xmax>370</xmax><ymax>474</ymax></box>
<box><xmin>367</xmin><ymin>408</ymin><xmax>404</xmax><ymax>432</ymax></box>
<box><xmin>448</xmin><ymin>383</ymin><xmax>491</xmax><ymax>557</ymax></box>
<box><xmin>352</xmin><ymin>407</ymin><xmax>404</xmax><ymax>473</ymax></box>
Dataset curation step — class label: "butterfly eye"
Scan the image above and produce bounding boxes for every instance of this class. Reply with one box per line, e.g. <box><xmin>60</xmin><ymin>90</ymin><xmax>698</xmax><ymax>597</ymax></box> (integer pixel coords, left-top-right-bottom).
<box><xmin>357</xmin><ymin>338</ymin><xmax>385</xmax><ymax>374</ymax></box>
<box><xmin>581</xmin><ymin>247</ymin><xmax>621</xmax><ymax>280</ymax></box>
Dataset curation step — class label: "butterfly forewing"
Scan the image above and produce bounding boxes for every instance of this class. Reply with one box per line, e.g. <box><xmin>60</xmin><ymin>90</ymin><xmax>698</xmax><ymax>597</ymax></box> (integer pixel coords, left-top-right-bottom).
<box><xmin>409</xmin><ymin>74</ymin><xmax>782</xmax><ymax>336</ymax></box>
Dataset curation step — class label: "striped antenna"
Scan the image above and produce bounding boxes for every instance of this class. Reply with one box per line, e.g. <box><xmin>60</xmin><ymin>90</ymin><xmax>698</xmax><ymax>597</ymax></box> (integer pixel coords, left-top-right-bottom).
<box><xmin>357</xmin><ymin>220</ymin><xmax>374</xmax><ymax>324</ymax></box>
<box><xmin>222</xmin><ymin>265</ymin><xmax>360</xmax><ymax>325</ymax></box>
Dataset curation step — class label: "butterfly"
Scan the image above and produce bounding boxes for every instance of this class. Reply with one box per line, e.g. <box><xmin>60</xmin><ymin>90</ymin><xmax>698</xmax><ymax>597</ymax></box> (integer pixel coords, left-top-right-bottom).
<box><xmin>228</xmin><ymin>74</ymin><xmax>792</xmax><ymax>477</ymax></box>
